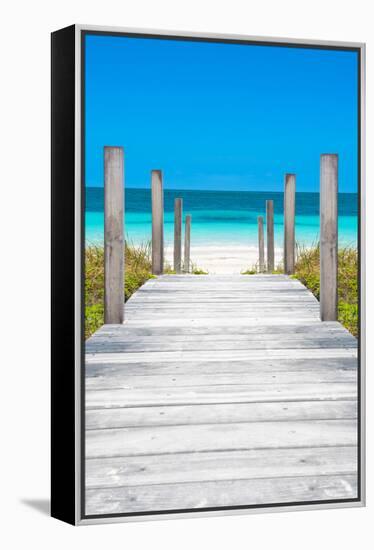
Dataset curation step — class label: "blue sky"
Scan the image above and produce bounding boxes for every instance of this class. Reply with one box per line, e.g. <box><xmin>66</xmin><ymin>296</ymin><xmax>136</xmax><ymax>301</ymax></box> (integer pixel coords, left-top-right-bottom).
<box><xmin>85</xmin><ymin>34</ymin><xmax>358</xmax><ymax>193</ymax></box>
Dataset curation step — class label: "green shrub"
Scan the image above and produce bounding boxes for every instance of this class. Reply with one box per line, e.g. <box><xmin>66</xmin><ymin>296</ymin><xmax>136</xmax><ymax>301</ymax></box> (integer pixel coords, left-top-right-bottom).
<box><xmin>338</xmin><ymin>301</ymin><xmax>358</xmax><ymax>337</ymax></box>
<box><xmin>191</xmin><ymin>263</ymin><xmax>208</xmax><ymax>275</ymax></box>
<box><xmin>294</xmin><ymin>244</ymin><xmax>358</xmax><ymax>336</ymax></box>
<box><xmin>85</xmin><ymin>241</ymin><xmax>153</xmax><ymax>339</ymax></box>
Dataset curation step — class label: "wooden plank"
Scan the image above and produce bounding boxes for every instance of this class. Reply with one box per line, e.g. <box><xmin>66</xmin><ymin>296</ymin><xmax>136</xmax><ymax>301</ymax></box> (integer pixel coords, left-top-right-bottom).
<box><xmin>130</xmin><ymin>295</ymin><xmax>315</xmax><ymax>302</ymax></box>
<box><xmin>104</xmin><ymin>146</ymin><xmax>124</xmax><ymax>324</ymax></box>
<box><xmin>85</xmin><ymin>474</ymin><xmax>357</xmax><ymax>514</ymax></box>
<box><xmin>88</xmin><ymin>328</ymin><xmax>355</xmax><ymax>341</ymax></box>
<box><xmin>151</xmin><ymin>169</ymin><xmax>164</xmax><ymax>275</ymax></box>
<box><xmin>86</xmin><ymin>446</ymin><xmax>357</xmax><ymax>488</ymax></box>
<box><xmin>138</xmin><ymin>278</ymin><xmax>301</xmax><ymax>286</ymax></box>
<box><xmin>85</xmin><ymin>368</ymin><xmax>356</xmax><ymax>391</ymax></box>
<box><xmin>153</xmin><ymin>274</ymin><xmax>291</xmax><ymax>281</ymax></box>
<box><xmin>132</xmin><ymin>287</ymin><xmax>308</xmax><ymax>294</ymax></box>
<box><xmin>85</xmin><ymin>338</ymin><xmax>357</xmax><ymax>356</ymax></box>
<box><xmin>86</xmin><ymin>383</ymin><xmax>357</xmax><ymax>409</ymax></box>
<box><xmin>85</xmin><ymin>356</ymin><xmax>357</xmax><ymax>378</ymax></box>
<box><xmin>87</xmin><ymin>335</ymin><xmax>356</xmax><ymax>349</ymax></box>
<box><xmin>132</xmin><ymin>289</ymin><xmax>310</xmax><ymax>296</ymax></box>
<box><xmin>120</xmin><ymin>318</ymin><xmax>331</xmax><ymax>328</ymax></box>
<box><xmin>128</xmin><ymin>298</ymin><xmax>317</xmax><ymax>306</ymax></box>
<box><xmin>86</xmin><ymin>420</ymin><xmax>357</xmax><ymax>458</ymax></box>
<box><xmin>86</xmin><ymin>400</ymin><xmax>357</xmax><ymax>430</ymax></box>
<box><xmin>91</xmin><ymin>320</ymin><xmax>349</xmax><ymax>337</ymax></box>
<box><xmin>87</xmin><ymin>330</ymin><xmax>356</xmax><ymax>345</ymax></box>
<box><xmin>86</xmin><ymin>348</ymin><xmax>357</xmax><ymax>366</ymax></box>
<box><xmin>117</xmin><ymin>310</ymin><xmax>319</xmax><ymax>320</ymax></box>
<box><xmin>126</xmin><ymin>301</ymin><xmax>320</xmax><ymax>309</ymax></box>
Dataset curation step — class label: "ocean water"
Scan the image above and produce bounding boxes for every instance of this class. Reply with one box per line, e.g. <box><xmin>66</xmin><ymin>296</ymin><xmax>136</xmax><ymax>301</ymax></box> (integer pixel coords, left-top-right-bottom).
<box><xmin>85</xmin><ymin>188</ymin><xmax>358</xmax><ymax>249</ymax></box>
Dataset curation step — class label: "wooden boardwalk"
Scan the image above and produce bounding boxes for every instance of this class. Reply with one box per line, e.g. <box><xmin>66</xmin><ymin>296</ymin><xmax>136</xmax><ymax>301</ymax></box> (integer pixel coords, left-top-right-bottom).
<box><xmin>85</xmin><ymin>274</ymin><xmax>358</xmax><ymax>515</ymax></box>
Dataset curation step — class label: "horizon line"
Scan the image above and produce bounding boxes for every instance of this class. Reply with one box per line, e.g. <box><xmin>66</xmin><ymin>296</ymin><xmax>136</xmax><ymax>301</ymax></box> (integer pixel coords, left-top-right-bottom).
<box><xmin>86</xmin><ymin>185</ymin><xmax>358</xmax><ymax>194</ymax></box>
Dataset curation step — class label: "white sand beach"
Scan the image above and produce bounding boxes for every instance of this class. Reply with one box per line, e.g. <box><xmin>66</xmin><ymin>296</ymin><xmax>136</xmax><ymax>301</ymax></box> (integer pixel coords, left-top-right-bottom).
<box><xmin>164</xmin><ymin>245</ymin><xmax>284</xmax><ymax>274</ymax></box>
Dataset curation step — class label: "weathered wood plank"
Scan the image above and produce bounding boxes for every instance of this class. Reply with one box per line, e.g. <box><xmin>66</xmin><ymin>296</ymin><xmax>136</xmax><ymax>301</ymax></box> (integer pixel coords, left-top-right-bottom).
<box><xmin>86</xmin><ymin>348</ymin><xmax>357</xmax><ymax>366</ymax></box>
<box><xmin>87</xmin><ymin>329</ymin><xmax>356</xmax><ymax>345</ymax></box>
<box><xmin>126</xmin><ymin>300</ymin><xmax>320</xmax><ymax>308</ymax></box>
<box><xmin>86</xmin><ymin>356</ymin><xmax>357</xmax><ymax>378</ymax></box>
<box><xmin>85</xmin><ymin>368</ymin><xmax>356</xmax><ymax>391</ymax></box>
<box><xmin>86</xmin><ymin>446</ymin><xmax>356</xmax><ymax>488</ymax></box>
<box><xmin>88</xmin><ymin>327</ymin><xmax>355</xmax><ymax>341</ymax></box>
<box><xmin>85</xmin><ymin>474</ymin><xmax>357</xmax><ymax>514</ymax></box>
<box><xmin>86</xmin><ymin>400</ymin><xmax>356</xmax><ymax>430</ymax></box>
<box><xmin>137</xmin><ymin>280</ymin><xmax>303</xmax><ymax>288</ymax></box>
<box><xmin>86</xmin><ymin>420</ymin><xmax>357</xmax><ymax>458</ymax></box>
<box><xmin>86</xmin><ymin>336</ymin><xmax>356</xmax><ymax>355</ymax></box>
<box><xmin>86</xmin><ymin>383</ymin><xmax>357</xmax><ymax>409</ymax></box>
<box><xmin>91</xmin><ymin>320</ymin><xmax>350</xmax><ymax>337</ymax></box>
<box><xmin>130</xmin><ymin>296</ymin><xmax>317</xmax><ymax>304</ymax></box>
<box><xmin>119</xmin><ymin>323</ymin><xmax>326</xmax><ymax>332</ymax></box>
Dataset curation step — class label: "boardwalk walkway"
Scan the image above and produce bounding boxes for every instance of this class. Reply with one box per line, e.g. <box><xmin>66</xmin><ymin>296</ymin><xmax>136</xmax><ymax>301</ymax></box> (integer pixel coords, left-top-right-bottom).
<box><xmin>85</xmin><ymin>274</ymin><xmax>358</xmax><ymax>515</ymax></box>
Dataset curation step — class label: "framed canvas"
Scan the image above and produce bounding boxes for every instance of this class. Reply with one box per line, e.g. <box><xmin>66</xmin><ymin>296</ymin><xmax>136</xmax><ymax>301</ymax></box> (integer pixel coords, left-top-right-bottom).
<box><xmin>51</xmin><ymin>24</ymin><xmax>366</xmax><ymax>525</ymax></box>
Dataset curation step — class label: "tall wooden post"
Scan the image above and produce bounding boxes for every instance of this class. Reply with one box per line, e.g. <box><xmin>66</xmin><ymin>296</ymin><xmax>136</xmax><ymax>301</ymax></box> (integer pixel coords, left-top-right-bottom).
<box><xmin>174</xmin><ymin>198</ymin><xmax>183</xmax><ymax>273</ymax></box>
<box><xmin>104</xmin><ymin>146</ymin><xmax>124</xmax><ymax>324</ymax></box>
<box><xmin>151</xmin><ymin>170</ymin><xmax>164</xmax><ymax>275</ymax></box>
<box><xmin>320</xmin><ymin>154</ymin><xmax>338</xmax><ymax>321</ymax></box>
<box><xmin>266</xmin><ymin>200</ymin><xmax>274</xmax><ymax>272</ymax></box>
<box><xmin>258</xmin><ymin>216</ymin><xmax>265</xmax><ymax>272</ymax></box>
<box><xmin>184</xmin><ymin>214</ymin><xmax>191</xmax><ymax>272</ymax></box>
<box><xmin>284</xmin><ymin>173</ymin><xmax>296</xmax><ymax>274</ymax></box>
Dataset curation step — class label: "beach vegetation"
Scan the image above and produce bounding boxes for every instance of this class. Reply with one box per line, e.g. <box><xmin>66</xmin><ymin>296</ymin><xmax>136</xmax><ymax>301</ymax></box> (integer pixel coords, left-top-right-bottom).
<box><xmin>85</xmin><ymin>242</ymin><xmax>154</xmax><ymax>339</ymax></box>
<box><xmin>190</xmin><ymin>263</ymin><xmax>209</xmax><ymax>275</ymax></box>
<box><xmin>85</xmin><ymin>243</ymin><xmax>209</xmax><ymax>338</ymax></box>
<box><xmin>293</xmin><ymin>244</ymin><xmax>358</xmax><ymax>336</ymax></box>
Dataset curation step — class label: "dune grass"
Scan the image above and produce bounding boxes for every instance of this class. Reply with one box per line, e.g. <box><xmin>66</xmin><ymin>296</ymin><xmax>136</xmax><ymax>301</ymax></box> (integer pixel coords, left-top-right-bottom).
<box><xmin>85</xmin><ymin>242</ymin><xmax>208</xmax><ymax>338</ymax></box>
<box><xmin>85</xmin><ymin>242</ymin><xmax>154</xmax><ymax>339</ymax></box>
<box><xmin>293</xmin><ymin>244</ymin><xmax>358</xmax><ymax>337</ymax></box>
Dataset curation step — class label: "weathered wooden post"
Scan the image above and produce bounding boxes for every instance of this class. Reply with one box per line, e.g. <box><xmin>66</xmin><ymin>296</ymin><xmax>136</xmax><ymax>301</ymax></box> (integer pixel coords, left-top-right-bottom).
<box><xmin>266</xmin><ymin>200</ymin><xmax>274</xmax><ymax>272</ymax></box>
<box><xmin>320</xmin><ymin>154</ymin><xmax>338</xmax><ymax>321</ymax></box>
<box><xmin>174</xmin><ymin>198</ymin><xmax>183</xmax><ymax>273</ymax></box>
<box><xmin>258</xmin><ymin>216</ymin><xmax>265</xmax><ymax>272</ymax></box>
<box><xmin>104</xmin><ymin>146</ymin><xmax>124</xmax><ymax>324</ymax></box>
<box><xmin>184</xmin><ymin>214</ymin><xmax>191</xmax><ymax>272</ymax></box>
<box><xmin>284</xmin><ymin>173</ymin><xmax>296</xmax><ymax>274</ymax></box>
<box><xmin>151</xmin><ymin>170</ymin><xmax>164</xmax><ymax>275</ymax></box>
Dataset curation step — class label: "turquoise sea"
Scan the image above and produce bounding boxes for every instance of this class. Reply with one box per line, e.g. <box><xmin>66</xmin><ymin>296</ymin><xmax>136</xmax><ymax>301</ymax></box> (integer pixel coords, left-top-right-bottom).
<box><xmin>85</xmin><ymin>188</ymin><xmax>358</xmax><ymax>249</ymax></box>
